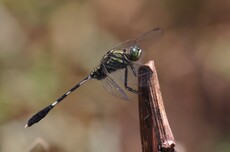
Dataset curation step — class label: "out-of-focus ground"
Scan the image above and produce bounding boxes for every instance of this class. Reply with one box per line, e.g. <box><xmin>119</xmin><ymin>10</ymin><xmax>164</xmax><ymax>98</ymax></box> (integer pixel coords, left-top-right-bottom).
<box><xmin>0</xmin><ymin>0</ymin><xmax>230</xmax><ymax>152</ymax></box>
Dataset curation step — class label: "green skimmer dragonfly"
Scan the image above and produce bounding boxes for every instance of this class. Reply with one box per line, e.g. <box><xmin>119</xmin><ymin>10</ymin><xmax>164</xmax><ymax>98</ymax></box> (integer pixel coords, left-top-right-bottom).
<box><xmin>25</xmin><ymin>27</ymin><xmax>162</xmax><ymax>127</ymax></box>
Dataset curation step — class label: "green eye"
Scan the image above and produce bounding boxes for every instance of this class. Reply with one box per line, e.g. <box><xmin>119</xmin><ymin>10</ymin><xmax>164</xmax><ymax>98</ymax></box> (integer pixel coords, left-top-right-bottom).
<box><xmin>129</xmin><ymin>46</ymin><xmax>142</xmax><ymax>61</ymax></box>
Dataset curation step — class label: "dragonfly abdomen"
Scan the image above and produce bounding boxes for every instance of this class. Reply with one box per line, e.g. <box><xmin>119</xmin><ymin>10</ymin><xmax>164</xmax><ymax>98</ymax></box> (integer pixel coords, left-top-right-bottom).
<box><xmin>90</xmin><ymin>66</ymin><xmax>107</xmax><ymax>80</ymax></box>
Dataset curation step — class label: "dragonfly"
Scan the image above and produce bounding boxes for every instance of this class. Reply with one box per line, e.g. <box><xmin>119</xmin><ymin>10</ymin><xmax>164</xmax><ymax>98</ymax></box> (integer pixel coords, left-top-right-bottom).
<box><xmin>25</xmin><ymin>27</ymin><xmax>162</xmax><ymax>128</ymax></box>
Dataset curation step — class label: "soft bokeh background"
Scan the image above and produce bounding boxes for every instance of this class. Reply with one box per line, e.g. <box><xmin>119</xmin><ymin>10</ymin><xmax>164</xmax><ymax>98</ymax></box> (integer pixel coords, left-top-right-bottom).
<box><xmin>0</xmin><ymin>0</ymin><xmax>230</xmax><ymax>152</ymax></box>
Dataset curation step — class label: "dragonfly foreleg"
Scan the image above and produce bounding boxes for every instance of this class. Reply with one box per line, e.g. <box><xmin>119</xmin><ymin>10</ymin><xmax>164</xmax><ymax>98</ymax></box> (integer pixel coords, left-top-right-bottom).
<box><xmin>129</xmin><ymin>64</ymin><xmax>138</xmax><ymax>76</ymax></box>
<box><xmin>124</xmin><ymin>66</ymin><xmax>139</xmax><ymax>94</ymax></box>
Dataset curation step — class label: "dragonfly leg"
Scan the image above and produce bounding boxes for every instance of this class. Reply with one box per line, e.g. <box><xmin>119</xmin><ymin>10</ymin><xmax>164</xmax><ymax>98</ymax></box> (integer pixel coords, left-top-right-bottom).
<box><xmin>124</xmin><ymin>66</ymin><xmax>139</xmax><ymax>94</ymax></box>
<box><xmin>129</xmin><ymin>64</ymin><xmax>138</xmax><ymax>76</ymax></box>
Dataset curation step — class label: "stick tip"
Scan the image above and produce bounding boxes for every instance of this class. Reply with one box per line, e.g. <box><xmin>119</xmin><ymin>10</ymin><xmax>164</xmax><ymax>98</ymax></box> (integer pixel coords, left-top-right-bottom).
<box><xmin>24</xmin><ymin>124</ymin><xmax>28</xmax><ymax>128</ymax></box>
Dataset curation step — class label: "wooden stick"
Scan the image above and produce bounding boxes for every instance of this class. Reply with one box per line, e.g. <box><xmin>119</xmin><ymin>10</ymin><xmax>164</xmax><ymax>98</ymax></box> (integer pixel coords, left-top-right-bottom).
<box><xmin>138</xmin><ymin>60</ymin><xmax>175</xmax><ymax>152</ymax></box>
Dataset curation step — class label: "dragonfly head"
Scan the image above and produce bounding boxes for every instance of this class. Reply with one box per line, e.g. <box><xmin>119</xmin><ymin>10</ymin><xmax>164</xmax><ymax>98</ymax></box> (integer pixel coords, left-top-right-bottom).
<box><xmin>128</xmin><ymin>45</ymin><xmax>142</xmax><ymax>61</ymax></box>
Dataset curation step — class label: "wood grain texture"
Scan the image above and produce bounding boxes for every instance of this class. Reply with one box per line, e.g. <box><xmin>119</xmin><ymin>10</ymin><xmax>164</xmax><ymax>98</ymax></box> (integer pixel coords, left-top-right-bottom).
<box><xmin>138</xmin><ymin>60</ymin><xmax>175</xmax><ymax>152</ymax></box>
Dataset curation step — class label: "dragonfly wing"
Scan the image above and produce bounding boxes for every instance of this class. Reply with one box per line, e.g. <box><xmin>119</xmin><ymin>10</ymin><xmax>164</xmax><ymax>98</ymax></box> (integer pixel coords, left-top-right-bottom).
<box><xmin>101</xmin><ymin>63</ymin><xmax>130</xmax><ymax>101</ymax></box>
<box><xmin>108</xmin><ymin>63</ymin><xmax>151</xmax><ymax>89</ymax></box>
<box><xmin>112</xmin><ymin>28</ymin><xmax>163</xmax><ymax>51</ymax></box>
<box><xmin>101</xmin><ymin>76</ymin><xmax>130</xmax><ymax>101</ymax></box>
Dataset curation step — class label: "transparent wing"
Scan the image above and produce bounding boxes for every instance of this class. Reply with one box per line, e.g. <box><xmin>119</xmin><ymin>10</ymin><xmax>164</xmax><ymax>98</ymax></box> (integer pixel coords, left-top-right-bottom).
<box><xmin>112</xmin><ymin>28</ymin><xmax>163</xmax><ymax>51</ymax></box>
<box><xmin>101</xmin><ymin>76</ymin><xmax>129</xmax><ymax>101</ymax></box>
<box><xmin>101</xmin><ymin>63</ymin><xmax>130</xmax><ymax>101</ymax></box>
<box><xmin>101</xmin><ymin>62</ymin><xmax>150</xmax><ymax>100</ymax></box>
<box><xmin>108</xmin><ymin>63</ymin><xmax>151</xmax><ymax>89</ymax></box>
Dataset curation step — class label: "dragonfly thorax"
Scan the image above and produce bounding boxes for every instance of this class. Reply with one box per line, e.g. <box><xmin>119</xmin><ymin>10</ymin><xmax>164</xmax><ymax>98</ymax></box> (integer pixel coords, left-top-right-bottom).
<box><xmin>90</xmin><ymin>46</ymin><xmax>142</xmax><ymax>80</ymax></box>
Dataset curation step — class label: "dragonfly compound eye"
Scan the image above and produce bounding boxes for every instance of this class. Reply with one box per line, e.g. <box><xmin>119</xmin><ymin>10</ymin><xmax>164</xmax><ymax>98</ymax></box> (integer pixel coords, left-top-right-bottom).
<box><xmin>129</xmin><ymin>46</ymin><xmax>142</xmax><ymax>61</ymax></box>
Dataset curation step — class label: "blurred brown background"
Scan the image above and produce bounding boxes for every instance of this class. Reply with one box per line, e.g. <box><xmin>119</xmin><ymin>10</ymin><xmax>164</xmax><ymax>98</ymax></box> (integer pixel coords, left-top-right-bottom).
<box><xmin>0</xmin><ymin>0</ymin><xmax>230</xmax><ymax>152</ymax></box>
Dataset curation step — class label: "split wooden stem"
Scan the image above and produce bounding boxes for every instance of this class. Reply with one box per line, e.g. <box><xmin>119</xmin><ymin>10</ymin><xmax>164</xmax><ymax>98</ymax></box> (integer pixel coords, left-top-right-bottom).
<box><xmin>138</xmin><ymin>60</ymin><xmax>176</xmax><ymax>152</ymax></box>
